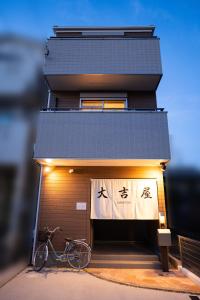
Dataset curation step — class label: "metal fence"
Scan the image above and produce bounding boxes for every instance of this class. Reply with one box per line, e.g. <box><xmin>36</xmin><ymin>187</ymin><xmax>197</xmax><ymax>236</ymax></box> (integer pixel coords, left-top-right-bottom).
<box><xmin>41</xmin><ymin>107</ymin><xmax>165</xmax><ymax>112</ymax></box>
<box><xmin>179</xmin><ymin>235</ymin><xmax>200</xmax><ymax>277</ymax></box>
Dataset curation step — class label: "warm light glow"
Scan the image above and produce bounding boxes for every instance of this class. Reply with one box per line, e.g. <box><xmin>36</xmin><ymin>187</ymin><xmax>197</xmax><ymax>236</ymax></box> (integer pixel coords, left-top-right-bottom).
<box><xmin>69</xmin><ymin>168</ymin><xmax>74</xmax><ymax>174</ymax></box>
<box><xmin>48</xmin><ymin>172</ymin><xmax>58</xmax><ymax>180</ymax></box>
<box><xmin>104</xmin><ymin>100</ymin><xmax>125</xmax><ymax>109</ymax></box>
<box><xmin>44</xmin><ymin>166</ymin><xmax>52</xmax><ymax>174</ymax></box>
<box><xmin>45</xmin><ymin>159</ymin><xmax>52</xmax><ymax>164</ymax></box>
<box><xmin>81</xmin><ymin>99</ymin><xmax>126</xmax><ymax>110</ymax></box>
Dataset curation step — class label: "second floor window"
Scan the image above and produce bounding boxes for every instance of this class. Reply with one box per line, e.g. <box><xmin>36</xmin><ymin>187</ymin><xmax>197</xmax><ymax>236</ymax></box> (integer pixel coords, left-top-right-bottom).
<box><xmin>80</xmin><ymin>99</ymin><xmax>126</xmax><ymax>110</ymax></box>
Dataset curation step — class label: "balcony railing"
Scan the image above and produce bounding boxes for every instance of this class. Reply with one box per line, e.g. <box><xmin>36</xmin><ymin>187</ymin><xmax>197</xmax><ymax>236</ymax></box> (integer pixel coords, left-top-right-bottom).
<box><xmin>44</xmin><ymin>38</ymin><xmax>162</xmax><ymax>91</ymax></box>
<box><xmin>34</xmin><ymin>110</ymin><xmax>170</xmax><ymax>161</ymax></box>
<box><xmin>41</xmin><ymin>107</ymin><xmax>165</xmax><ymax>112</ymax></box>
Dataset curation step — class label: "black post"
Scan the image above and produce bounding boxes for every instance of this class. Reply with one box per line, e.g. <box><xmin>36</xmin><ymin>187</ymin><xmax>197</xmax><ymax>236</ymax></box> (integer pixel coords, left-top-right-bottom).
<box><xmin>160</xmin><ymin>246</ymin><xmax>169</xmax><ymax>272</ymax></box>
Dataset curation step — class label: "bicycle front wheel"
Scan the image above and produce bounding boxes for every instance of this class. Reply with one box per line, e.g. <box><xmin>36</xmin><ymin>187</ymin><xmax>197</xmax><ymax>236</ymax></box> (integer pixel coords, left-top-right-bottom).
<box><xmin>68</xmin><ymin>241</ymin><xmax>91</xmax><ymax>269</ymax></box>
<box><xmin>33</xmin><ymin>243</ymin><xmax>48</xmax><ymax>272</ymax></box>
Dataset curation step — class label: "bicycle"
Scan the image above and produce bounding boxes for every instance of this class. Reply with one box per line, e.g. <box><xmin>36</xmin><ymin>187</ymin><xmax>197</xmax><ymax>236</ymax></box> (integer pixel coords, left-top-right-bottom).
<box><xmin>33</xmin><ymin>226</ymin><xmax>91</xmax><ymax>271</ymax></box>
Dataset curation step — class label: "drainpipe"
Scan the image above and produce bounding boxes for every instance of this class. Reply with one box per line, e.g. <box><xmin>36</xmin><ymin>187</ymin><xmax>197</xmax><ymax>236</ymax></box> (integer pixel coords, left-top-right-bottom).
<box><xmin>31</xmin><ymin>165</ymin><xmax>43</xmax><ymax>264</ymax></box>
<box><xmin>47</xmin><ymin>89</ymin><xmax>51</xmax><ymax>110</ymax></box>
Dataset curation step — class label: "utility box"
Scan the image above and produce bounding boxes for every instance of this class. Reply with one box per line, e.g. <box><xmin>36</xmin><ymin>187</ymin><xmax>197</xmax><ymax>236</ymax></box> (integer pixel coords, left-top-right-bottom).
<box><xmin>157</xmin><ymin>229</ymin><xmax>172</xmax><ymax>246</ymax></box>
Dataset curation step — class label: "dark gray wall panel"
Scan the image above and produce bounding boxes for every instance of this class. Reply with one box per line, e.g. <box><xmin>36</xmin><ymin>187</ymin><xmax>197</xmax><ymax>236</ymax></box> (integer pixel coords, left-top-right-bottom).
<box><xmin>44</xmin><ymin>39</ymin><xmax>162</xmax><ymax>75</ymax></box>
<box><xmin>34</xmin><ymin>111</ymin><xmax>170</xmax><ymax>160</ymax></box>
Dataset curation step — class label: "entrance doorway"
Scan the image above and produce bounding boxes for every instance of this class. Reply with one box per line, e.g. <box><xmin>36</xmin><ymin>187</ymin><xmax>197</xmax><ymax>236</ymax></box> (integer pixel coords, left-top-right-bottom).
<box><xmin>92</xmin><ymin>220</ymin><xmax>159</xmax><ymax>253</ymax></box>
<box><xmin>90</xmin><ymin>220</ymin><xmax>160</xmax><ymax>268</ymax></box>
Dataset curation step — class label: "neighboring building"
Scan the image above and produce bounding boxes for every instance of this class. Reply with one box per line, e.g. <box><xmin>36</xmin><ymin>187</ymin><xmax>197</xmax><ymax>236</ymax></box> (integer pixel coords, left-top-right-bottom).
<box><xmin>33</xmin><ymin>26</ymin><xmax>171</xmax><ymax>263</ymax></box>
<box><xmin>165</xmin><ymin>168</ymin><xmax>200</xmax><ymax>241</ymax></box>
<box><xmin>0</xmin><ymin>34</ymin><xmax>44</xmax><ymax>274</ymax></box>
<box><xmin>164</xmin><ymin>167</ymin><xmax>200</xmax><ymax>276</ymax></box>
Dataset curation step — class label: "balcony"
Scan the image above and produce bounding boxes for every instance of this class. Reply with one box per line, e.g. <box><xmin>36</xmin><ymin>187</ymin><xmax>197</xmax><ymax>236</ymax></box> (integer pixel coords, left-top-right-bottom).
<box><xmin>34</xmin><ymin>109</ymin><xmax>170</xmax><ymax>166</ymax></box>
<box><xmin>44</xmin><ymin>38</ymin><xmax>162</xmax><ymax>91</ymax></box>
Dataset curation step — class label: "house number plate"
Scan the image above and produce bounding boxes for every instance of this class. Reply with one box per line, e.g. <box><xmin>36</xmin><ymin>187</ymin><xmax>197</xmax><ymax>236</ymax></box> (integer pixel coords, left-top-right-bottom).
<box><xmin>76</xmin><ymin>202</ymin><xmax>87</xmax><ymax>210</ymax></box>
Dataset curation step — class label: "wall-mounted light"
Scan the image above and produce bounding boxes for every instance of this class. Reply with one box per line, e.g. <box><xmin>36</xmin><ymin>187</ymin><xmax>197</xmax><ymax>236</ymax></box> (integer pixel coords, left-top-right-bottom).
<box><xmin>44</xmin><ymin>166</ymin><xmax>52</xmax><ymax>174</ymax></box>
<box><xmin>160</xmin><ymin>162</ymin><xmax>166</xmax><ymax>172</ymax></box>
<box><xmin>69</xmin><ymin>169</ymin><xmax>74</xmax><ymax>174</ymax></box>
<box><xmin>159</xmin><ymin>212</ymin><xmax>165</xmax><ymax>228</ymax></box>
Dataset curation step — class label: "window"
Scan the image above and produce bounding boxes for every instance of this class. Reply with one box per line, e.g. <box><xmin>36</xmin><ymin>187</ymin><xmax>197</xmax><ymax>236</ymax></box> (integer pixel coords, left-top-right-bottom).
<box><xmin>104</xmin><ymin>100</ymin><xmax>125</xmax><ymax>109</ymax></box>
<box><xmin>81</xmin><ymin>100</ymin><xmax>103</xmax><ymax>110</ymax></box>
<box><xmin>80</xmin><ymin>99</ymin><xmax>126</xmax><ymax>110</ymax></box>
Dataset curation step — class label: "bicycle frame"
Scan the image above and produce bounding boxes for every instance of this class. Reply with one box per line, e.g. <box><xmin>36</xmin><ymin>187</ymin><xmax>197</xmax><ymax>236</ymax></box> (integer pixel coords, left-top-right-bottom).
<box><xmin>46</xmin><ymin>238</ymin><xmax>73</xmax><ymax>262</ymax></box>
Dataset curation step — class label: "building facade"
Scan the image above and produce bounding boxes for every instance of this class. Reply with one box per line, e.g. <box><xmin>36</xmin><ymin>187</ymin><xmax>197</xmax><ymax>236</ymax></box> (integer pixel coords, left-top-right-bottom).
<box><xmin>33</xmin><ymin>26</ymin><xmax>170</xmax><ymax>256</ymax></box>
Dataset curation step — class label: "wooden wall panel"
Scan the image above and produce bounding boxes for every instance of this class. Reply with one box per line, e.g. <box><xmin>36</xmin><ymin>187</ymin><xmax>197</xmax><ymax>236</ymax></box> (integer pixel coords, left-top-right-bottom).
<box><xmin>53</xmin><ymin>91</ymin><xmax>80</xmax><ymax>109</ymax></box>
<box><xmin>128</xmin><ymin>92</ymin><xmax>157</xmax><ymax>109</ymax></box>
<box><xmin>38</xmin><ymin>166</ymin><xmax>166</xmax><ymax>250</ymax></box>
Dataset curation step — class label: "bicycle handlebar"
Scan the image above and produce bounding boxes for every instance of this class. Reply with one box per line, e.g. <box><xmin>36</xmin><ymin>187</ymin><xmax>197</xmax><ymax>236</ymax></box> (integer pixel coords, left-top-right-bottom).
<box><xmin>44</xmin><ymin>226</ymin><xmax>63</xmax><ymax>234</ymax></box>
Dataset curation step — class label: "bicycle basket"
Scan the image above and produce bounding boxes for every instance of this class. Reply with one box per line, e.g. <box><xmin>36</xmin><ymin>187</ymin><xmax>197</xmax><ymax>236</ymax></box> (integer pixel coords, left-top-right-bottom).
<box><xmin>37</xmin><ymin>230</ymin><xmax>49</xmax><ymax>242</ymax></box>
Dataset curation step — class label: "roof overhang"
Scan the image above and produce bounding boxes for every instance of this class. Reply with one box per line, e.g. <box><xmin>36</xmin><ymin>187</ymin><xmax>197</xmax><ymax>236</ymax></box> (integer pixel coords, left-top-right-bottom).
<box><xmin>46</xmin><ymin>74</ymin><xmax>162</xmax><ymax>91</ymax></box>
<box><xmin>35</xmin><ymin>158</ymin><xmax>169</xmax><ymax>167</ymax></box>
<box><xmin>53</xmin><ymin>25</ymin><xmax>155</xmax><ymax>35</ymax></box>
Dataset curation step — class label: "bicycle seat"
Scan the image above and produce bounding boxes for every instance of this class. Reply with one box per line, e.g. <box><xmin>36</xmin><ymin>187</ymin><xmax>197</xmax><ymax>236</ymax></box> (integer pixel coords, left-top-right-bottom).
<box><xmin>65</xmin><ymin>237</ymin><xmax>73</xmax><ymax>242</ymax></box>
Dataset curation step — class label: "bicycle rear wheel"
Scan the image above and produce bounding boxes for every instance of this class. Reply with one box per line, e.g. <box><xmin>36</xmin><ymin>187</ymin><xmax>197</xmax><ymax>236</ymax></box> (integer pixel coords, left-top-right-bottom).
<box><xmin>68</xmin><ymin>241</ymin><xmax>91</xmax><ymax>269</ymax></box>
<box><xmin>33</xmin><ymin>243</ymin><xmax>48</xmax><ymax>272</ymax></box>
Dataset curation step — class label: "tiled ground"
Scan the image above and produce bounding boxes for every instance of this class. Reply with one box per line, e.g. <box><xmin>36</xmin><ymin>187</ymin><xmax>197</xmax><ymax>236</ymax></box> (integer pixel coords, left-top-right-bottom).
<box><xmin>86</xmin><ymin>268</ymin><xmax>200</xmax><ymax>294</ymax></box>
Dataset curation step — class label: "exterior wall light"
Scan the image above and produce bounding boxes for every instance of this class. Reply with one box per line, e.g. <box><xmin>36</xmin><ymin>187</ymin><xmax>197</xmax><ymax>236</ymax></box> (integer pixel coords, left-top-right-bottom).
<box><xmin>69</xmin><ymin>169</ymin><xmax>74</xmax><ymax>174</ymax></box>
<box><xmin>44</xmin><ymin>166</ymin><xmax>52</xmax><ymax>174</ymax></box>
<box><xmin>160</xmin><ymin>162</ymin><xmax>166</xmax><ymax>172</ymax></box>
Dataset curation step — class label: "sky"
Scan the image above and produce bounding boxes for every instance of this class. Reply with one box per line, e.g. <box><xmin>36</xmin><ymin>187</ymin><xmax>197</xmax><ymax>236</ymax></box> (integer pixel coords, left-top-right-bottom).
<box><xmin>0</xmin><ymin>0</ymin><xmax>200</xmax><ymax>168</ymax></box>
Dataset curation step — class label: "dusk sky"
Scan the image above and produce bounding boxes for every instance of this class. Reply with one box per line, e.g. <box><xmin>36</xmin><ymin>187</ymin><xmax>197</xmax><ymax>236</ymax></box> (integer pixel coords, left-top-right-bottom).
<box><xmin>1</xmin><ymin>0</ymin><xmax>200</xmax><ymax>168</ymax></box>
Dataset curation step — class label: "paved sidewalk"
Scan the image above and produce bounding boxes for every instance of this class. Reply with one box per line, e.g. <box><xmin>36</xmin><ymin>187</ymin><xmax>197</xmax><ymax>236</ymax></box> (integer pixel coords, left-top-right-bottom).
<box><xmin>0</xmin><ymin>268</ymin><xmax>197</xmax><ymax>300</ymax></box>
